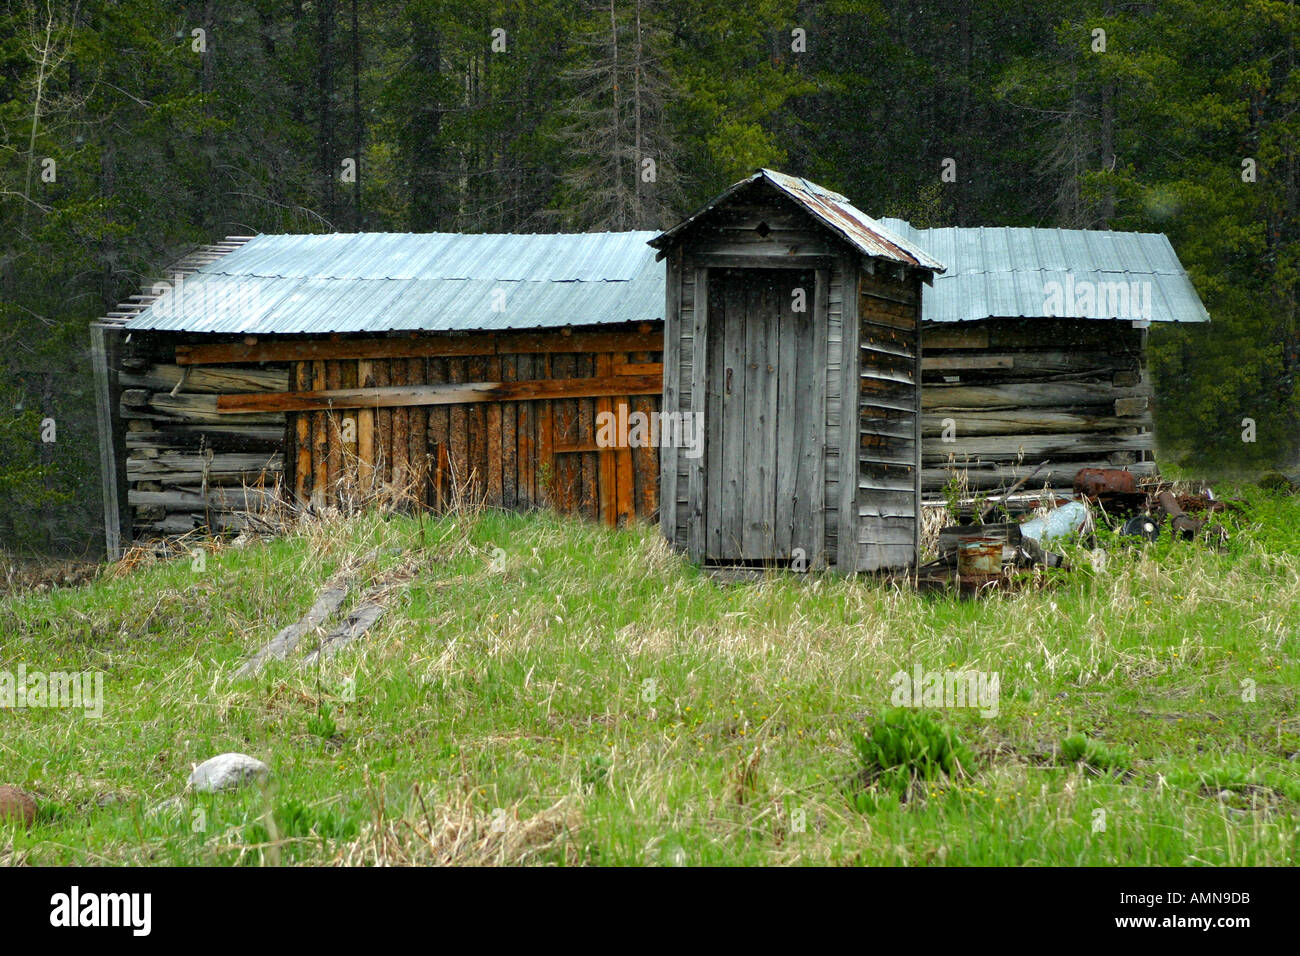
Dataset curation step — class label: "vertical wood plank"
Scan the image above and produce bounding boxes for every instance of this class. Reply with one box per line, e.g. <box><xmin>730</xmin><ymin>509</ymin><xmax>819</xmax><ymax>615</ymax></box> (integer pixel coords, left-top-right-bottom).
<box><xmin>467</xmin><ymin>354</ymin><xmax>487</xmax><ymax>503</ymax></box>
<box><xmin>448</xmin><ymin>358</ymin><xmax>468</xmax><ymax>503</ymax></box>
<box><xmin>357</xmin><ymin>359</ymin><xmax>375</xmax><ymax>496</ymax></box>
<box><xmin>311</xmin><ymin>361</ymin><xmax>327</xmax><ymax>507</ymax></box>
<box><xmin>742</xmin><ymin>277</ymin><xmax>766</xmax><ymax>556</ymax></box>
<box><xmin>687</xmin><ymin>267</ymin><xmax>709</xmax><ymax>563</ymax></box>
<box><xmin>594</xmin><ymin>353</ymin><xmax>616</xmax><ymax>525</ymax></box>
<box><xmin>485</xmin><ymin>354</ymin><xmax>503</xmax><ymax>509</ymax></box>
<box><xmin>632</xmin><ymin>388</ymin><xmax>657</xmax><ymax>522</ymax></box>
<box><xmin>294</xmin><ymin>361</ymin><xmax>311</xmax><ymax>503</ymax></box>
<box><xmin>391</xmin><ymin>357</ymin><xmax>409</xmax><ymax>491</ymax></box>
<box><xmin>710</xmin><ymin>274</ymin><xmax>733</xmax><ymax>557</ymax></box>
<box><xmin>837</xmin><ymin>257</ymin><xmax>861</xmax><ymax>572</ymax></box>
<box><xmin>426</xmin><ymin>357</ymin><xmax>448</xmax><ymax>509</ymax></box>
<box><xmin>722</xmin><ymin>275</ymin><xmax>747</xmax><ymax>558</ymax></box>
<box><xmin>537</xmin><ymin>355</ymin><xmax>553</xmax><ymax>507</ymax></box>
<box><xmin>761</xmin><ymin>275</ymin><xmax>780</xmax><ymax>556</ymax></box>
<box><xmin>407</xmin><ymin>357</ymin><xmax>428</xmax><ymax>505</ymax></box>
<box><xmin>516</xmin><ymin>354</ymin><xmax>534</xmax><ymax>509</ymax></box>
<box><xmin>373</xmin><ymin>360</ymin><xmax>391</xmax><ymax>488</ymax></box>
<box><xmin>550</xmin><ymin>352</ymin><xmax>577</xmax><ymax>512</ymax></box>
<box><xmin>500</xmin><ymin>353</ymin><xmax>517</xmax><ymax>510</ymax></box>
<box><xmin>325</xmin><ymin>360</ymin><xmax>342</xmax><ymax>498</ymax></box>
<box><xmin>576</xmin><ymin>353</ymin><xmax>597</xmax><ymax>520</ymax></box>
<box><xmin>339</xmin><ymin>359</ymin><xmax>358</xmax><ymax>497</ymax></box>
<box><xmin>775</xmin><ymin>275</ymin><xmax>801</xmax><ymax>556</ymax></box>
<box><xmin>912</xmin><ymin>276</ymin><xmax>924</xmax><ymax>565</ymax></box>
<box><xmin>807</xmin><ymin>268</ymin><xmax>829</xmax><ymax>568</ymax></box>
<box><xmin>660</xmin><ymin>252</ymin><xmax>680</xmax><ymax>539</ymax></box>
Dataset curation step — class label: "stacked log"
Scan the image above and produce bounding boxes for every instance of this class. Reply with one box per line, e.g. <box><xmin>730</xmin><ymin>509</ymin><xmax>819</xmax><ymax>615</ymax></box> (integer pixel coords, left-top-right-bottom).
<box><xmin>116</xmin><ymin>354</ymin><xmax>288</xmax><ymax>537</ymax></box>
<box><xmin>919</xmin><ymin>319</ymin><xmax>1155</xmax><ymax>492</ymax></box>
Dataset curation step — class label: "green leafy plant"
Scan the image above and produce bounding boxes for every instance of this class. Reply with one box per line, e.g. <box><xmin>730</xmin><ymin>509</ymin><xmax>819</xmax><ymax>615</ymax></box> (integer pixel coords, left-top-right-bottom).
<box><xmin>306</xmin><ymin>703</ymin><xmax>338</xmax><ymax>740</ymax></box>
<box><xmin>850</xmin><ymin>708</ymin><xmax>974</xmax><ymax>803</ymax></box>
<box><xmin>1060</xmin><ymin>732</ymin><xmax>1131</xmax><ymax>773</ymax></box>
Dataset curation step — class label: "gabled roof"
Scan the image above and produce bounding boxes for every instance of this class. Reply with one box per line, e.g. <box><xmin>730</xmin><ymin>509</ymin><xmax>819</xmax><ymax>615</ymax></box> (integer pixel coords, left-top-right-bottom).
<box><xmin>122</xmin><ymin>231</ymin><xmax>664</xmax><ymax>335</ymax></box>
<box><xmin>879</xmin><ymin>219</ymin><xmax>1210</xmax><ymax>324</ymax></box>
<box><xmin>649</xmin><ymin>169</ymin><xmax>947</xmax><ymax>273</ymax></box>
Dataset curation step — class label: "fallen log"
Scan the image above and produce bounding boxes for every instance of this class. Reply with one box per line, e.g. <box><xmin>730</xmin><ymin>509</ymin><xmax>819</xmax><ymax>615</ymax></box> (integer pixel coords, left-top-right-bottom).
<box><xmin>301</xmin><ymin>602</ymin><xmax>387</xmax><ymax>663</ymax></box>
<box><xmin>234</xmin><ymin>586</ymin><xmax>349</xmax><ymax>678</ymax></box>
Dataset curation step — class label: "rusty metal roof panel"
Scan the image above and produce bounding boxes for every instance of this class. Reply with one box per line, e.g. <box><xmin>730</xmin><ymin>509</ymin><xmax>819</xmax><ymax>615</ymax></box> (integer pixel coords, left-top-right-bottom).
<box><xmin>879</xmin><ymin>219</ymin><xmax>1210</xmax><ymax>323</ymax></box>
<box><xmin>649</xmin><ymin>169</ymin><xmax>946</xmax><ymax>273</ymax></box>
<box><xmin>124</xmin><ymin>231</ymin><xmax>665</xmax><ymax>334</ymax></box>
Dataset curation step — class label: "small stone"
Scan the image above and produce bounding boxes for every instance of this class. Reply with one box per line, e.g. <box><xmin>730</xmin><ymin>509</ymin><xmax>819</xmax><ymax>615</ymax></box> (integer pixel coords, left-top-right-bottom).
<box><xmin>187</xmin><ymin>753</ymin><xmax>271</xmax><ymax>793</ymax></box>
<box><xmin>1217</xmin><ymin>789</ymin><xmax>1234</xmax><ymax>801</ymax></box>
<box><xmin>0</xmin><ymin>785</ymin><xmax>38</xmax><ymax>828</ymax></box>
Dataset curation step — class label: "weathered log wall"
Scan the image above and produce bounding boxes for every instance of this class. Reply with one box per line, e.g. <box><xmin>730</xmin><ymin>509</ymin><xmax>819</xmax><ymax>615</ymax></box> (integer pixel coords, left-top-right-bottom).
<box><xmin>114</xmin><ymin>336</ymin><xmax>289</xmax><ymax>538</ymax></box>
<box><xmin>920</xmin><ymin>319</ymin><xmax>1155</xmax><ymax>492</ymax></box>
<box><xmin>112</xmin><ymin>327</ymin><xmax>662</xmax><ymax>543</ymax></box>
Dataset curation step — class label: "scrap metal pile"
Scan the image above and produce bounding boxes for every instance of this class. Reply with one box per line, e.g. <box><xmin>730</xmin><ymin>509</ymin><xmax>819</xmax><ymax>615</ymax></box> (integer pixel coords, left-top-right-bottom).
<box><xmin>917</xmin><ymin>465</ymin><xmax>1238</xmax><ymax>596</ymax></box>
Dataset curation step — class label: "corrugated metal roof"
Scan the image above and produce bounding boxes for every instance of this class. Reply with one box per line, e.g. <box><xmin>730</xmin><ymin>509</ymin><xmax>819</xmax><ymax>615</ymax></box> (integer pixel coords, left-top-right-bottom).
<box><xmin>879</xmin><ymin>219</ymin><xmax>1210</xmax><ymax>323</ymax></box>
<box><xmin>650</xmin><ymin>169</ymin><xmax>947</xmax><ymax>273</ymax></box>
<box><xmin>124</xmin><ymin>231</ymin><xmax>665</xmax><ymax>334</ymax></box>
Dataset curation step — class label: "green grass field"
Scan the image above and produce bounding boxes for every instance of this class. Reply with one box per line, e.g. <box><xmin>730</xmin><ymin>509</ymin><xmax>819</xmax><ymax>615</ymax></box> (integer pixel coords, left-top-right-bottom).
<box><xmin>2</xmin><ymin>488</ymin><xmax>1298</xmax><ymax>866</ymax></box>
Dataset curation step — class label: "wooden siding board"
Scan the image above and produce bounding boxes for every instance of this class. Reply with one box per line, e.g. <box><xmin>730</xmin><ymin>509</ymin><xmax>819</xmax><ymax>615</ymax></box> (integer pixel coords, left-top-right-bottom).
<box><xmin>484</xmin><ymin>355</ymin><xmax>503</xmax><ymax>509</ymax></box>
<box><xmin>447</xmin><ymin>358</ymin><xmax>467</xmax><ymax>500</ymax></box>
<box><xmin>774</xmin><ymin>278</ymin><xmax>798</xmax><ymax>555</ymax></box>
<box><xmin>500</xmin><ymin>354</ymin><xmax>518</xmax><ymax>510</ymax></box>
<box><xmin>687</xmin><ymin>267</ymin><xmax>709</xmax><ymax>562</ymax></box>
<box><xmin>802</xmin><ymin>269</ymin><xmax>829</xmax><ymax>568</ymax></box>
<box><xmin>425</xmin><ymin>357</ymin><xmax>448</xmax><ymax>508</ymax></box>
<box><xmin>661</xmin><ymin>255</ymin><xmax>681</xmax><ymax>539</ymax></box>
<box><xmin>311</xmin><ymin>360</ymin><xmax>327</xmax><ymax>507</ymax></box>
<box><xmin>357</xmin><ymin>359</ymin><xmax>375</xmax><ymax>495</ymax></box>
<box><xmin>407</xmin><ymin>358</ymin><xmax>428</xmax><ymax>504</ymax></box>
<box><xmin>837</xmin><ymin>256</ymin><xmax>861</xmax><ymax>571</ymax></box>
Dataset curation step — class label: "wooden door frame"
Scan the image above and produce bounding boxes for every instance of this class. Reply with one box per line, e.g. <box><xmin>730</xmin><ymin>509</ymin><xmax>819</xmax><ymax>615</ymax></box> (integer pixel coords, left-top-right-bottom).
<box><xmin>688</xmin><ymin>262</ymin><xmax>829</xmax><ymax>567</ymax></box>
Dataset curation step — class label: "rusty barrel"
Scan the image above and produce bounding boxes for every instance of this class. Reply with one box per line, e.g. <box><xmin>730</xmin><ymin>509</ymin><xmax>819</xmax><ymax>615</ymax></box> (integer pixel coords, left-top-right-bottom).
<box><xmin>957</xmin><ymin>536</ymin><xmax>1003</xmax><ymax>575</ymax></box>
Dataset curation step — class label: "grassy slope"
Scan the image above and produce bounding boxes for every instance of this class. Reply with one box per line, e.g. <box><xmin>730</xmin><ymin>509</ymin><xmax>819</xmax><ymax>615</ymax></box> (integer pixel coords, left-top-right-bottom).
<box><xmin>1</xmin><ymin>490</ymin><xmax>1298</xmax><ymax>866</ymax></box>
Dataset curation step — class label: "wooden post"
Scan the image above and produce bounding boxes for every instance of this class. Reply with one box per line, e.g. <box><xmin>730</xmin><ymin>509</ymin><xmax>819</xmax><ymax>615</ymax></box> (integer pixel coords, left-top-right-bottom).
<box><xmin>90</xmin><ymin>324</ymin><xmax>126</xmax><ymax>559</ymax></box>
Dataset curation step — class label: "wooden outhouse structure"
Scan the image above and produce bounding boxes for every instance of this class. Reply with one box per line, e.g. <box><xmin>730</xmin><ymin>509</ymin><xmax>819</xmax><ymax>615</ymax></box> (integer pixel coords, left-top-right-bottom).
<box><xmin>879</xmin><ymin>220</ymin><xmax>1211</xmax><ymax>493</ymax></box>
<box><xmin>650</xmin><ymin>170</ymin><xmax>945</xmax><ymax>572</ymax></box>
<box><xmin>91</xmin><ymin>232</ymin><xmax>664</xmax><ymax>557</ymax></box>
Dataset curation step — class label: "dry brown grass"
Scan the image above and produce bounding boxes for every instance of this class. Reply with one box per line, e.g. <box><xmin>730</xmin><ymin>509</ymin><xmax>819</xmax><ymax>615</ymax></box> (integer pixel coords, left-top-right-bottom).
<box><xmin>337</xmin><ymin>780</ymin><xmax>582</xmax><ymax>866</ymax></box>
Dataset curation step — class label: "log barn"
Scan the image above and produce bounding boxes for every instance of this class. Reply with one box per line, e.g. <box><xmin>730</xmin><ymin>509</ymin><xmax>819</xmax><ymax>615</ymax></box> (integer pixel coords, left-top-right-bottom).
<box><xmin>90</xmin><ymin>232</ymin><xmax>664</xmax><ymax>557</ymax></box>
<box><xmin>650</xmin><ymin>170</ymin><xmax>945</xmax><ymax>572</ymax></box>
<box><xmin>89</xmin><ymin>169</ymin><xmax>1211</xmax><ymax>567</ymax></box>
<box><xmin>879</xmin><ymin>219</ymin><xmax>1211</xmax><ymax>493</ymax></box>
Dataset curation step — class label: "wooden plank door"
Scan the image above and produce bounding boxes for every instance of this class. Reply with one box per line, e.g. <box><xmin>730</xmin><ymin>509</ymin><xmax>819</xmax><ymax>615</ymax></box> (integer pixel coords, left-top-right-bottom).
<box><xmin>705</xmin><ymin>268</ymin><xmax>819</xmax><ymax>562</ymax></box>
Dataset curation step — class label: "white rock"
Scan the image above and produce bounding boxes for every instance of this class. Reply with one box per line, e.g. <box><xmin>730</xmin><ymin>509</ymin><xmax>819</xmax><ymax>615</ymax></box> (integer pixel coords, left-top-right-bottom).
<box><xmin>187</xmin><ymin>753</ymin><xmax>271</xmax><ymax>793</ymax></box>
